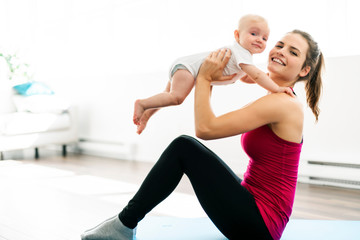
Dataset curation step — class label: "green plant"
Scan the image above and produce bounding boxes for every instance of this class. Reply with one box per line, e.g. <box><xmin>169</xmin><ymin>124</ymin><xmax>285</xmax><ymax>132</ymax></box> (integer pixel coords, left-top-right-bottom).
<box><xmin>0</xmin><ymin>51</ymin><xmax>32</xmax><ymax>81</ymax></box>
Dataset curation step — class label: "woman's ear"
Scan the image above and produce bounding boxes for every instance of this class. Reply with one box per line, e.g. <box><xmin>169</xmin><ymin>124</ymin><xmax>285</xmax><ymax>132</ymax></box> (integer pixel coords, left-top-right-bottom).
<box><xmin>234</xmin><ymin>30</ymin><xmax>240</xmax><ymax>42</ymax></box>
<box><xmin>299</xmin><ymin>65</ymin><xmax>311</xmax><ymax>78</ymax></box>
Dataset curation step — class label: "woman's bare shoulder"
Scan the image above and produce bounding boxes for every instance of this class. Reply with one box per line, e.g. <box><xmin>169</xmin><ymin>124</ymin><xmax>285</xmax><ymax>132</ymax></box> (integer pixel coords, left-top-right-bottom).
<box><xmin>256</xmin><ymin>93</ymin><xmax>304</xmax><ymax>120</ymax></box>
<box><xmin>260</xmin><ymin>93</ymin><xmax>304</xmax><ymax>142</ymax></box>
<box><xmin>260</xmin><ymin>92</ymin><xmax>303</xmax><ymax>109</ymax></box>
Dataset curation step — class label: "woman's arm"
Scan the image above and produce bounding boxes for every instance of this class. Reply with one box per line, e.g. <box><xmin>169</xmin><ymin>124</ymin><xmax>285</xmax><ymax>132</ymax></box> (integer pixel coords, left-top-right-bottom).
<box><xmin>195</xmin><ymin>49</ymin><xmax>297</xmax><ymax>140</ymax></box>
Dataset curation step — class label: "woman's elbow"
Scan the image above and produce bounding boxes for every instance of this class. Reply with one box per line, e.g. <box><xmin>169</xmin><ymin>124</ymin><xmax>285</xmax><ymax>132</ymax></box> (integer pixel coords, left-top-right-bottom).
<box><xmin>196</xmin><ymin>130</ymin><xmax>208</xmax><ymax>140</ymax></box>
<box><xmin>195</xmin><ymin>127</ymin><xmax>208</xmax><ymax>140</ymax></box>
<box><xmin>195</xmin><ymin>126</ymin><xmax>213</xmax><ymax>140</ymax></box>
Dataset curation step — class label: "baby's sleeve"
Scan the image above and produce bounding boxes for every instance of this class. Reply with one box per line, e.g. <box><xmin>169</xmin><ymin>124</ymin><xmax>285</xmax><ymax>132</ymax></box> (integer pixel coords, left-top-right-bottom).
<box><xmin>232</xmin><ymin>46</ymin><xmax>253</xmax><ymax>66</ymax></box>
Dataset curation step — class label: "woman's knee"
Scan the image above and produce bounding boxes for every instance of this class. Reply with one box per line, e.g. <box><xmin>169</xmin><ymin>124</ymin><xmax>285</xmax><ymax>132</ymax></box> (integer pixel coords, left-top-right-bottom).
<box><xmin>159</xmin><ymin>135</ymin><xmax>196</xmax><ymax>165</ymax></box>
<box><xmin>171</xmin><ymin>135</ymin><xmax>208</xmax><ymax>156</ymax></box>
<box><xmin>167</xmin><ymin>135</ymin><xmax>199</xmax><ymax>151</ymax></box>
<box><xmin>172</xmin><ymin>135</ymin><xmax>196</xmax><ymax>146</ymax></box>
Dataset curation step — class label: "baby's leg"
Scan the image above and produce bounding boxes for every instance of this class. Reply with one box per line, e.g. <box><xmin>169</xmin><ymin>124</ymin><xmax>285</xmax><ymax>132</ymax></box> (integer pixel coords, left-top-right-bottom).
<box><xmin>168</xmin><ymin>69</ymin><xmax>195</xmax><ymax>105</ymax></box>
<box><xmin>133</xmin><ymin>70</ymin><xmax>194</xmax><ymax>127</ymax></box>
<box><xmin>133</xmin><ymin>81</ymin><xmax>170</xmax><ymax>126</ymax></box>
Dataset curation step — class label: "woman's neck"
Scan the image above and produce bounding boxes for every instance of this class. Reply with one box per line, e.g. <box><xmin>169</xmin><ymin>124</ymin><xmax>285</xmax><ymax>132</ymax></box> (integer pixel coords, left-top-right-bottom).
<box><xmin>269</xmin><ymin>72</ymin><xmax>295</xmax><ymax>88</ymax></box>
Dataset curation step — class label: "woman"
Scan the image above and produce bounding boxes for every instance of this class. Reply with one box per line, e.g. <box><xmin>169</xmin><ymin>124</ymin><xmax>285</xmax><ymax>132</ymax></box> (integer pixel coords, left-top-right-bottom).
<box><xmin>81</xmin><ymin>29</ymin><xmax>324</xmax><ymax>240</ymax></box>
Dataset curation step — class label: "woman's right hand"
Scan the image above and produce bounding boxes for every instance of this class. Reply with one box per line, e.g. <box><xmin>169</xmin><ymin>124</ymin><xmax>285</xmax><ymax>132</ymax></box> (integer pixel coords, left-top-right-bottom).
<box><xmin>197</xmin><ymin>49</ymin><xmax>235</xmax><ymax>83</ymax></box>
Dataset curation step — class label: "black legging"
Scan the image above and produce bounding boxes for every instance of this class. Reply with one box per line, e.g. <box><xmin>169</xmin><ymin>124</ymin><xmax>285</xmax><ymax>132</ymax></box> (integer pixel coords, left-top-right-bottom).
<box><xmin>119</xmin><ymin>135</ymin><xmax>273</xmax><ymax>240</ymax></box>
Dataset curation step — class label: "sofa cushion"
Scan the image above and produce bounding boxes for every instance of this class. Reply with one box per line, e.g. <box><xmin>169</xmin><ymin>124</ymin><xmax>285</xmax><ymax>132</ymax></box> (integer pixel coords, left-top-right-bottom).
<box><xmin>12</xmin><ymin>95</ymin><xmax>70</xmax><ymax>114</ymax></box>
<box><xmin>0</xmin><ymin>57</ymin><xmax>16</xmax><ymax>113</ymax></box>
<box><xmin>13</xmin><ymin>81</ymin><xmax>54</xmax><ymax>96</ymax></box>
<box><xmin>0</xmin><ymin>112</ymin><xmax>71</xmax><ymax>135</ymax></box>
<box><xmin>0</xmin><ymin>81</ymin><xmax>16</xmax><ymax>114</ymax></box>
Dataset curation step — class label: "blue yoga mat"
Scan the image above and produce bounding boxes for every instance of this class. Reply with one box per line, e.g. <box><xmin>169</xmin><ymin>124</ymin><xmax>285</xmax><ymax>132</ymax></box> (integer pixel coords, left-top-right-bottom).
<box><xmin>136</xmin><ymin>216</ymin><xmax>226</xmax><ymax>240</ymax></box>
<box><xmin>282</xmin><ymin>219</ymin><xmax>360</xmax><ymax>240</ymax></box>
<box><xmin>135</xmin><ymin>216</ymin><xmax>360</xmax><ymax>240</ymax></box>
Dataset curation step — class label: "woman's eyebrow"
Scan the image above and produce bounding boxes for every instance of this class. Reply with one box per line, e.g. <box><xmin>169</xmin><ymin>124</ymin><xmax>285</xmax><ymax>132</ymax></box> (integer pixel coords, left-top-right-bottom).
<box><xmin>290</xmin><ymin>46</ymin><xmax>301</xmax><ymax>53</ymax></box>
<box><xmin>278</xmin><ymin>41</ymin><xmax>301</xmax><ymax>53</ymax></box>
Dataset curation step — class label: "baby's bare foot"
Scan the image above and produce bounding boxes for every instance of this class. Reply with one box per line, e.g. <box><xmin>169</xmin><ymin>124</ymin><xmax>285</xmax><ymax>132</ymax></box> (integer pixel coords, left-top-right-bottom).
<box><xmin>133</xmin><ymin>100</ymin><xmax>145</xmax><ymax>125</ymax></box>
<box><xmin>136</xmin><ymin>109</ymin><xmax>156</xmax><ymax>134</ymax></box>
<box><xmin>136</xmin><ymin>114</ymin><xmax>149</xmax><ymax>135</ymax></box>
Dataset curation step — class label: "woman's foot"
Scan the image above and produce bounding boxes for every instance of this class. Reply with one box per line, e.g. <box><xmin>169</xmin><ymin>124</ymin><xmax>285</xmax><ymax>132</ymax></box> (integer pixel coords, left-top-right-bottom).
<box><xmin>81</xmin><ymin>215</ymin><xmax>136</xmax><ymax>240</ymax></box>
<box><xmin>133</xmin><ymin>99</ymin><xmax>145</xmax><ymax>125</ymax></box>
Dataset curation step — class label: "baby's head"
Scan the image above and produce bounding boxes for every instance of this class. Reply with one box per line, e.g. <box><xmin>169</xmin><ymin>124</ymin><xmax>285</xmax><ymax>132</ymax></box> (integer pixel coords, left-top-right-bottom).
<box><xmin>234</xmin><ymin>14</ymin><xmax>270</xmax><ymax>55</ymax></box>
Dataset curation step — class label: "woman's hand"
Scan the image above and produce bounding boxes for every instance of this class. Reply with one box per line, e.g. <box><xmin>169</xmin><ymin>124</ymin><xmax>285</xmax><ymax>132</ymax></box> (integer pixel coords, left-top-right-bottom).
<box><xmin>197</xmin><ymin>49</ymin><xmax>235</xmax><ymax>82</ymax></box>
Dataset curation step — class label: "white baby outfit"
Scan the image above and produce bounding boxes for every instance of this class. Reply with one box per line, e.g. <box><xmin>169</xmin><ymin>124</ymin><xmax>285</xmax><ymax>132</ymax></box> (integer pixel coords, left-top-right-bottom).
<box><xmin>169</xmin><ymin>42</ymin><xmax>253</xmax><ymax>85</ymax></box>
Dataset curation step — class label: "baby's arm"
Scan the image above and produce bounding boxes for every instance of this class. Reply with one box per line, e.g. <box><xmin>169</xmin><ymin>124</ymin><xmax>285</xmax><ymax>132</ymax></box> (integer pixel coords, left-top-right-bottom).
<box><xmin>240</xmin><ymin>74</ymin><xmax>256</xmax><ymax>84</ymax></box>
<box><xmin>239</xmin><ymin>63</ymin><xmax>295</xmax><ymax>97</ymax></box>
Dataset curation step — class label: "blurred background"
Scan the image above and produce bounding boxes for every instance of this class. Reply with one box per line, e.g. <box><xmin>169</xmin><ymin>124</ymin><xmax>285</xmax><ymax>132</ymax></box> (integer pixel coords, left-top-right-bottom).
<box><xmin>1</xmin><ymin>0</ymin><xmax>359</xmax><ymax>187</ymax></box>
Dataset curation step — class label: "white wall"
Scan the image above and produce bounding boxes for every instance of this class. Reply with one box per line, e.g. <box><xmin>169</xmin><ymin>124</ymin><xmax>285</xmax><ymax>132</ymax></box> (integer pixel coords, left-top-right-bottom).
<box><xmin>299</xmin><ymin>55</ymin><xmax>360</xmax><ymax>163</ymax></box>
<box><xmin>1</xmin><ymin>0</ymin><xmax>360</xmax><ymax>174</ymax></box>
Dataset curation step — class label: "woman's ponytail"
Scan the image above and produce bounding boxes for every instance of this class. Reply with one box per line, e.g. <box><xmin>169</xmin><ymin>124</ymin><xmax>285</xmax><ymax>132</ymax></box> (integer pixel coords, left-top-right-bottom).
<box><xmin>292</xmin><ymin>30</ymin><xmax>324</xmax><ymax>122</ymax></box>
<box><xmin>305</xmin><ymin>52</ymin><xmax>324</xmax><ymax>121</ymax></box>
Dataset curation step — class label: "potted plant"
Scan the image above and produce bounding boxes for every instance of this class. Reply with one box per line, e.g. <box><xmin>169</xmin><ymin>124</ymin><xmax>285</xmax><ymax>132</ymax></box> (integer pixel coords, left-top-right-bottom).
<box><xmin>0</xmin><ymin>51</ymin><xmax>32</xmax><ymax>82</ymax></box>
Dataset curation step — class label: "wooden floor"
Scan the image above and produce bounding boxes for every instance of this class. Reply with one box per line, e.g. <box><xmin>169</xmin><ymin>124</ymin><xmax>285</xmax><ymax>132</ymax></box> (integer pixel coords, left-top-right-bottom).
<box><xmin>0</xmin><ymin>151</ymin><xmax>359</xmax><ymax>240</ymax></box>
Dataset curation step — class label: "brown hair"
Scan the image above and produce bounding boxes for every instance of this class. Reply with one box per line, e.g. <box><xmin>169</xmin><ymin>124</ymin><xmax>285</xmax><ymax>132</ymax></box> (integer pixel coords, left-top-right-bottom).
<box><xmin>291</xmin><ymin>29</ymin><xmax>324</xmax><ymax>122</ymax></box>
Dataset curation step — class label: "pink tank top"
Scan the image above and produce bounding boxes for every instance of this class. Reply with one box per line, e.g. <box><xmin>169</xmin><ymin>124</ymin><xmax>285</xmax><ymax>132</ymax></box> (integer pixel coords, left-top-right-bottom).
<box><xmin>241</xmin><ymin>125</ymin><xmax>303</xmax><ymax>240</ymax></box>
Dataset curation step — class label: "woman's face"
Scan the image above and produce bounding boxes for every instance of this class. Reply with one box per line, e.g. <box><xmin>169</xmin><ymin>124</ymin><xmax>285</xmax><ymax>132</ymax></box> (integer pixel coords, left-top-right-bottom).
<box><xmin>267</xmin><ymin>33</ymin><xmax>310</xmax><ymax>84</ymax></box>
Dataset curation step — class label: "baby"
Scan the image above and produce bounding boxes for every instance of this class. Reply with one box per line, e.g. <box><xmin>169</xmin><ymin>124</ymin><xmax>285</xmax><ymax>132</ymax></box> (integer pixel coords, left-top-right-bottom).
<box><xmin>133</xmin><ymin>14</ymin><xmax>294</xmax><ymax>134</ymax></box>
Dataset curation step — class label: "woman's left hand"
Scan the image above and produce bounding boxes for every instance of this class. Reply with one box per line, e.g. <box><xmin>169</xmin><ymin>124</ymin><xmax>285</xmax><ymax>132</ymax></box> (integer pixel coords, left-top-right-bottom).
<box><xmin>197</xmin><ymin>48</ymin><xmax>235</xmax><ymax>82</ymax></box>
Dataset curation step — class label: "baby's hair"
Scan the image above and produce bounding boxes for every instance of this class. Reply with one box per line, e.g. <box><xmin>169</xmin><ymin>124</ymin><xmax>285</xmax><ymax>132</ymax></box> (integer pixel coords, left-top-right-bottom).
<box><xmin>238</xmin><ymin>14</ymin><xmax>268</xmax><ymax>31</ymax></box>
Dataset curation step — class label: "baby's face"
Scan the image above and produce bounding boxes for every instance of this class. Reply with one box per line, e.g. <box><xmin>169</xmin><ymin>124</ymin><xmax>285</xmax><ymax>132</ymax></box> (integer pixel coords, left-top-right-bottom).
<box><xmin>237</xmin><ymin>21</ymin><xmax>270</xmax><ymax>55</ymax></box>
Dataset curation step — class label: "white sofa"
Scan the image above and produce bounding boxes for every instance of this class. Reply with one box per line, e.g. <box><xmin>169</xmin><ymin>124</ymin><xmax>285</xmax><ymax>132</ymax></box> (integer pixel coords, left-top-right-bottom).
<box><xmin>0</xmin><ymin>78</ymin><xmax>78</xmax><ymax>160</ymax></box>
